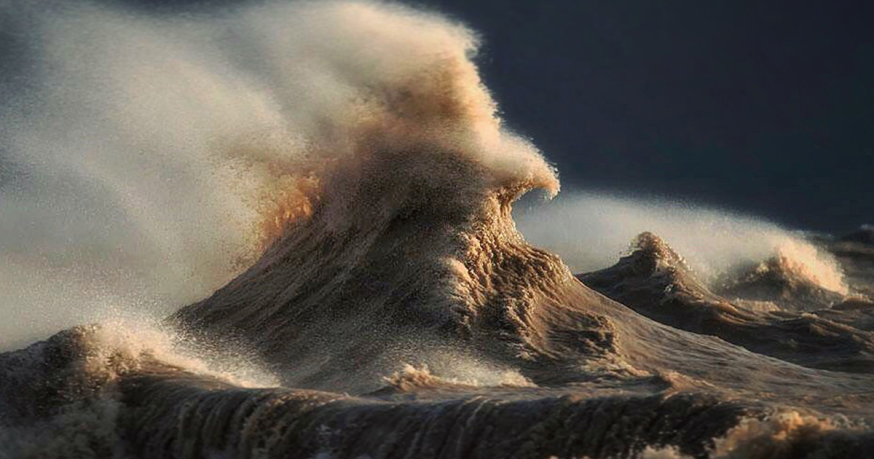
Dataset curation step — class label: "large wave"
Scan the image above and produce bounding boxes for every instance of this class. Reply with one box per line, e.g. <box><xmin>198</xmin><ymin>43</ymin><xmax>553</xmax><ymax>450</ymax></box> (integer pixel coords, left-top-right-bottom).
<box><xmin>0</xmin><ymin>0</ymin><xmax>554</xmax><ymax>349</ymax></box>
<box><xmin>2</xmin><ymin>1</ymin><xmax>874</xmax><ymax>458</ymax></box>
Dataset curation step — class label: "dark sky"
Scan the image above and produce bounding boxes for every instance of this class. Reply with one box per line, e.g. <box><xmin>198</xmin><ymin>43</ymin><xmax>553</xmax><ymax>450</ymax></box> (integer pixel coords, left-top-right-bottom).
<box><xmin>13</xmin><ymin>0</ymin><xmax>874</xmax><ymax>232</ymax></box>
<box><xmin>413</xmin><ymin>0</ymin><xmax>874</xmax><ymax>232</ymax></box>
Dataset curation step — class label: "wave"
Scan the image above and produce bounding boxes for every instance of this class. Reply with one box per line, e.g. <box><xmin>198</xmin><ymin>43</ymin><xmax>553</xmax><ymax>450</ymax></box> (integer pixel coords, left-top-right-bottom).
<box><xmin>3</xmin><ymin>323</ymin><xmax>873</xmax><ymax>458</ymax></box>
<box><xmin>644</xmin><ymin>412</ymin><xmax>874</xmax><ymax>459</ymax></box>
<box><xmin>713</xmin><ymin>245</ymin><xmax>848</xmax><ymax>312</ymax></box>
<box><xmin>0</xmin><ymin>0</ymin><xmax>553</xmax><ymax>349</ymax></box>
<box><xmin>578</xmin><ymin>232</ymin><xmax>874</xmax><ymax>374</ymax></box>
<box><xmin>515</xmin><ymin>192</ymin><xmax>849</xmax><ymax>295</ymax></box>
<box><xmin>2</xmin><ymin>1</ymin><xmax>874</xmax><ymax>458</ymax></box>
<box><xmin>0</xmin><ymin>324</ymin><xmax>758</xmax><ymax>459</ymax></box>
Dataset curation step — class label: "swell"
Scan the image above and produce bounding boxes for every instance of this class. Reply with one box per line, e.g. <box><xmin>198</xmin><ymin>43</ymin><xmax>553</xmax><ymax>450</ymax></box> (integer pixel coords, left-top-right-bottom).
<box><xmin>515</xmin><ymin>192</ymin><xmax>850</xmax><ymax>297</ymax></box>
<box><xmin>712</xmin><ymin>238</ymin><xmax>850</xmax><ymax>310</ymax></box>
<box><xmin>0</xmin><ymin>325</ymin><xmax>754</xmax><ymax>459</ymax></box>
<box><xmin>579</xmin><ymin>232</ymin><xmax>874</xmax><ymax>374</ymax></box>
<box><xmin>4</xmin><ymin>324</ymin><xmax>874</xmax><ymax>459</ymax></box>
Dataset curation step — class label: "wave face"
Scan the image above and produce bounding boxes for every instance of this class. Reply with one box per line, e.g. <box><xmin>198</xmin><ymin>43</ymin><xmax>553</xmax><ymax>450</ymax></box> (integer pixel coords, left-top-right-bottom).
<box><xmin>2</xmin><ymin>1</ymin><xmax>874</xmax><ymax>458</ymax></box>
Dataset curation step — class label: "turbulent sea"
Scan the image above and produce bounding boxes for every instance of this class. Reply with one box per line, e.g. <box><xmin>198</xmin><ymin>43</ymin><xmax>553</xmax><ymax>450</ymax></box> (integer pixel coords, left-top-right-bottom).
<box><xmin>1</xmin><ymin>1</ymin><xmax>873</xmax><ymax>458</ymax></box>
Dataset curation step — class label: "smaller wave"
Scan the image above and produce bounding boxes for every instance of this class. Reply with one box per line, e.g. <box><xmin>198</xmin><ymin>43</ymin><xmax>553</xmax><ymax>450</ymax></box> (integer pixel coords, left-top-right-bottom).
<box><xmin>769</xmin><ymin>239</ymin><xmax>848</xmax><ymax>295</ymax></box>
<box><xmin>578</xmin><ymin>232</ymin><xmax>874</xmax><ymax>374</ymax></box>
<box><xmin>378</xmin><ymin>364</ymin><xmax>534</xmax><ymax>393</ymax></box>
<box><xmin>641</xmin><ymin>411</ymin><xmax>873</xmax><ymax>459</ymax></box>
<box><xmin>0</xmin><ymin>318</ymin><xmax>276</xmax><ymax>411</ymax></box>
<box><xmin>0</xmin><ymin>326</ymin><xmax>761</xmax><ymax>459</ymax></box>
<box><xmin>516</xmin><ymin>192</ymin><xmax>849</xmax><ymax>298</ymax></box>
<box><xmin>715</xmin><ymin>238</ymin><xmax>849</xmax><ymax>311</ymax></box>
<box><xmin>0</xmin><ymin>318</ymin><xmax>279</xmax><ymax>458</ymax></box>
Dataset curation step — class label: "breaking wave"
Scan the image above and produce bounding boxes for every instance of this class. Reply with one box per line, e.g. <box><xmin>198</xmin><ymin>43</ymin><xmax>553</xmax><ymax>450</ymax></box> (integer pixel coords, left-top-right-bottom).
<box><xmin>1</xmin><ymin>1</ymin><xmax>873</xmax><ymax>458</ymax></box>
<box><xmin>515</xmin><ymin>192</ymin><xmax>848</xmax><ymax>296</ymax></box>
<box><xmin>0</xmin><ymin>0</ymin><xmax>555</xmax><ymax>348</ymax></box>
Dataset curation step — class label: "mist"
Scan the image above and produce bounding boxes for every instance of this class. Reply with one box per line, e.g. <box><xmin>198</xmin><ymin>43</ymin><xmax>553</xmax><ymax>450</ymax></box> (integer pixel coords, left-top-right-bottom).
<box><xmin>515</xmin><ymin>191</ymin><xmax>845</xmax><ymax>292</ymax></box>
<box><xmin>0</xmin><ymin>0</ymin><xmax>552</xmax><ymax>348</ymax></box>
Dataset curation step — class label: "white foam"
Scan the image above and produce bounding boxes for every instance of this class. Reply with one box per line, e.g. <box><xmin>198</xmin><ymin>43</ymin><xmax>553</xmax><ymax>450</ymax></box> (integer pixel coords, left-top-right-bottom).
<box><xmin>515</xmin><ymin>191</ymin><xmax>846</xmax><ymax>293</ymax></box>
